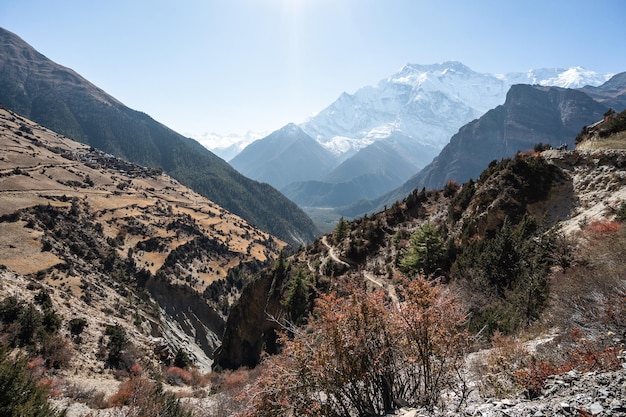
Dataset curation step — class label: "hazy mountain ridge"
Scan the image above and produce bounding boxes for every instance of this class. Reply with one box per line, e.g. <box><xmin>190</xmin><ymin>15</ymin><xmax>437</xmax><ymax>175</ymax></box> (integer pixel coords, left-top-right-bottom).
<box><xmin>0</xmin><ymin>26</ymin><xmax>317</xmax><ymax>246</ymax></box>
<box><xmin>229</xmin><ymin>123</ymin><xmax>337</xmax><ymax>189</ymax></box>
<box><xmin>282</xmin><ymin>137</ymin><xmax>426</xmax><ymax>207</ymax></box>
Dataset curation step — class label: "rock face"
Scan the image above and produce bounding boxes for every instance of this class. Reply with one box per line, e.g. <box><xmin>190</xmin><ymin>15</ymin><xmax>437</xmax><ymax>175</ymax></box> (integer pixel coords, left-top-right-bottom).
<box><xmin>341</xmin><ymin>84</ymin><xmax>612</xmax><ymax>218</ymax></box>
<box><xmin>213</xmin><ymin>266</ymin><xmax>287</xmax><ymax>370</ymax></box>
<box><xmin>404</xmin><ymin>85</ymin><xmax>609</xmax><ymax>192</ymax></box>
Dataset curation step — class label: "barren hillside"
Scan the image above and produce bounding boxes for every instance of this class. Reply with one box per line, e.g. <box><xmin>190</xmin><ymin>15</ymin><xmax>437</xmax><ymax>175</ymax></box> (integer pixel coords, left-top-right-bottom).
<box><xmin>0</xmin><ymin>105</ymin><xmax>284</xmax><ymax>386</ymax></box>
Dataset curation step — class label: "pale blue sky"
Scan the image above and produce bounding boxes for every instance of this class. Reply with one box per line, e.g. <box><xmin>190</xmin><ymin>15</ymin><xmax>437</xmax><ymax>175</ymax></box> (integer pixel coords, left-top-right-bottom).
<box><xmin>1</xmin><ymin>0</ymin><xmax>625</xmax><ymax>138</ymax></box>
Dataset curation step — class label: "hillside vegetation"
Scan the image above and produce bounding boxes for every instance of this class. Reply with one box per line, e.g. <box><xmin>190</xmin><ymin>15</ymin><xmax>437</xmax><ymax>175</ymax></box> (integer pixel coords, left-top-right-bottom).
<box><xmin>0</xmin><ymin>107</ymin><xmax>289</xmax><ymax>415</ymax></box>
<box><xmin>2</xmin><ymin>74</ymin><xmax>626</xmax><ymax>416</ymax></box>
<box><xmin>0</xmin><ymin>27</ymin><xmax>317</xmax><ymax>246</ymax></box>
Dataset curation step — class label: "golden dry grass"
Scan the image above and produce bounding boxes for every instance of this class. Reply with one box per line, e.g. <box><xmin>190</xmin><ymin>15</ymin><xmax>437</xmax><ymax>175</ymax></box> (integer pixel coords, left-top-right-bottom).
<box><xmin>0</xmin><ymin>221</ymin><xmax>61</xmax><ymax>274</ymax></box>
<box><xmin>0</xmin><ymin>107</ymin><xmax>285</xmax><ymax>289</ymax></box>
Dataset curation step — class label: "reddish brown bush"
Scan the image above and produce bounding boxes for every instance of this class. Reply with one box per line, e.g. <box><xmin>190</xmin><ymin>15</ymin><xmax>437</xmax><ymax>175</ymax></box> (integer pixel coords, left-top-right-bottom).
<box><xmin>584</xmin><ymin>220</ymin><xmax>621</xmax><ymax>236</ymax></box>
<box><xmin>107</xmin><ymin>377</ymin><xmax>153</xmax><ymax>408</ymax></box>
<box><xmin>238</xmin><ymin>277</ymin><xmax>470</xmax><ymax>416</ymax></box>
<box><xmin>166</xmin><ymin>366</ymin><xmax>193</xmax><ymax>386</ymax></box>
<box><xmin>106</xmin><ymin>376</ymin><xmax>192</xmax><ymax>417</ymax></box>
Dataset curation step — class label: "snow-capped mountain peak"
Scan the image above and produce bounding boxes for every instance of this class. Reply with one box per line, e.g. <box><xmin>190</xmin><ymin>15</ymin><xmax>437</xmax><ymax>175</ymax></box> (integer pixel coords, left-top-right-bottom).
<box><xmin>299</xmin><ymin>63</ymin><xmax>612</xmax><ymax>158</ymax></box>
<box><xmin>198</xmin><ymin>62</ymin><xmax>613</xmax><ymax>162</ymax></box>
<box><xmin>191</xmin><ymin>130</ymin><xmax>268</xmax><ymax>161</ymax></box>
<box><xmin>504</xmin><ymin>66</ymin><xmax>612</xmax><ymax>89</ymax></box>
<box><xmin>538</xmin><ymin>66</ymin><xmax>613</xmax><ymax>88</ymax></box>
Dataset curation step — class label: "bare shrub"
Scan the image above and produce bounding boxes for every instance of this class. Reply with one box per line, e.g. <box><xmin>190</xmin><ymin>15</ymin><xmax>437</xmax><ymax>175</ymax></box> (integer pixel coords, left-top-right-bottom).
<box><xmin>473</xmin><ymin>332</ymin><xmax>530</xmax><ymax>399</ymax></box>
<box><xmin>547</xmin><ymin>224</ymin><xmax>626</xmax><ymax>339</ymax></box>
<box><xmin>41</xmin><ymin>334</ymin><xmax>73</xmax><ymax>369</ymax></box>
<box><xmin>238</xmin><ymin>277</ymin><xmax>469</xmax><ymax>416</ymax></box>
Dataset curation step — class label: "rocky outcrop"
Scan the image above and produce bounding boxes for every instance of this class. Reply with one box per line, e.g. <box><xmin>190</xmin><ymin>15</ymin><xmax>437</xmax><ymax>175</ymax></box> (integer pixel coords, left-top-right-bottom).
<box><xmin>411</xmin><ymin>85</ymin><xmax>609</xmax><ymax>191</ymax></box>
<box><xmin>389</xmin><ymin>364</ymin><xmax>626</xmax><ymax>416</ymax></box>
<box><xmin>213</xmin><ymin>267</ymin><xmax>287</xmax><ymax>370</ymax></box>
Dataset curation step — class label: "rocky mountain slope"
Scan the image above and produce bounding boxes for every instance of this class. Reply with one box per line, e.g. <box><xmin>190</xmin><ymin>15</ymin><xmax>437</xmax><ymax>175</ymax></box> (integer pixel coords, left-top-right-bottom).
<box><xmin>228</xmin><ymin>62</ymin><xmax>614</xmax><ymax>224</ymax></box>
<box><xmin>341</xmin><ymin>77</ymin><xmax>626</xmax><ymax>218</ymax></box>
<box><xmin>216</xmin><ymin>112</ymin><xmax>626</xmax><ymax>369</ymax></box>
<box><xmin>0</xmin><ymin>106</ymin><xmax>285</xmax><ymax>377</ymax></box>
<box><xmin>212</xmin><ymin>113</ymin><xmax>626</xmax><ymax>416</ymax></box>
<box><xmin>0</xmin><ymin>26</ymin><xmax>317</xmax><ymax>246</ymax></box>
<box><xmin>1</xmin><ymin>108</ymin><xmax>625</xmax><ymax>417</ymax></box>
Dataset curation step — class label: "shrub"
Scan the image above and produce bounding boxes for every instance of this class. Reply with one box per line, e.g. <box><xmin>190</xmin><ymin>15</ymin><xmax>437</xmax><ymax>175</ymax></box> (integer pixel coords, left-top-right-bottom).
<box><xmin>443</xmin><ymin>180</ymin><xmax>460</xmax><ymax>197</ymax></box>
<box><xmin>173</xmin><ymin>348</ymin><xmax>191</xmax><ymax>369</ymax></box>
<box><xmin>451</xmin><ymin>215</ymin><xmax>556</xmax><ymax>335</ymax></box>
<box><xmin>240</xmin><ymin>277</ymin><xmax>469</xmax><ymax>416</ymax></box>
<box><xmin>584</xmin><ymin>220</ymin><xmax>621</xmax><ymax>236</ymax></box>
<box><xmin>68</xmin><ymin>318</ymin><xmax>87</xmax><ymax>338</ymax></box>
<box><xmin>107</xmin><ymin>376</ymin><xmax>192</xmax><ymax>417</ymax></box>
<box><xmin>165</xmin><ymin>366</ymin><xmax>193</xmax><ymax>386</ymax></box>
<box><xmin>40</xmin><ymin>334</ymin><xmax>72</xmax><ymax>370</ymax></box>
<box><xmin>103</xmin><ymin>324</ymin><xmax>129</xmax><ymax>369</ymax></box>
<box><xmin>0</xmin><ymin>348</ymin><xmax>66</xmax><ymax>417</ymax></box>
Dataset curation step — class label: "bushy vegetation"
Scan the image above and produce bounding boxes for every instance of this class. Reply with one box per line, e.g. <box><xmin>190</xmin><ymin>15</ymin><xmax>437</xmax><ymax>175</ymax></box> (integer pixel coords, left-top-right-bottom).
<box><xmin>240</xmin><ymin>277</ymin><xmax>470</xmax><ymax>416</ymax></box>
<box><xmin>399</xmin><ymin>222</ymin><xmax>448</xmax><ymax>276</ymax></box>
<box><xmin>0</xmin><ymin>348</ymin><xmax>66</xmax><ymax>417</ymax></box>
<box><xmin>597</xmin><ymin>108</ymin><xmax>626</xmax><ymax>138</ymax></box>
<box><xmin>0</xmin><ymin>292</ymin><xmax>70</xmax><ymax>368</ymax></box>
<box><xmin>107</xmin><ymin>376</ymin><xmax>192</xmax><ymax>417</ymax></box>
<box><xmin>0</xmin><ymin>292</ymin><xmax>70</xmax><ymax>416</ymax></box>
<box><xmin>451</xmin><ymin>215</ymin><xmax>558</xmax><ymax>335</ymax></box>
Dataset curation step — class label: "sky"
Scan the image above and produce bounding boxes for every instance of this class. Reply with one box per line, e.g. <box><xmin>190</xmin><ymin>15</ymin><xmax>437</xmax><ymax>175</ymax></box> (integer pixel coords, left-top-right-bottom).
<box><xmin>1</xmin><ymin>0</ymin><xmax>626</xmax><ymax>142</ymax></box>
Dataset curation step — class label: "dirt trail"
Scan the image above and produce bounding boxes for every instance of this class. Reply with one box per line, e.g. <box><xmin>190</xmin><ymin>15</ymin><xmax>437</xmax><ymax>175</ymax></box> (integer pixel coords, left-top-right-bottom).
<box><xmin>321</xmin><ymin>236</ymin><xmax>399</xmax><ymax>306</ymax></box>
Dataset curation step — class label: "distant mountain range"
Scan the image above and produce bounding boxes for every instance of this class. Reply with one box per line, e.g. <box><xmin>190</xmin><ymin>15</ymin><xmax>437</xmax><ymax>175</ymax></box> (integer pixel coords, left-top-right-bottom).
<box><xmin>224</xmin><ymin>62</ymin><xmax>614</xmax><ymax>218</ymax></box>
<box><xmin>340</xmin><ymin>79</ymin><xmax>626</xmax><ymax>218</ymax></box>
<box><xmin>0</xmin><ymin>26</ymin><xmax>318</xmax><ymax>246</ymax></box>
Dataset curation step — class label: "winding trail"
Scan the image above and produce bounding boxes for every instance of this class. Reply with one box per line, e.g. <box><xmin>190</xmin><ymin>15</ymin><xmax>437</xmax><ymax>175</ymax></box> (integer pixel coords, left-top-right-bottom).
<box><xmin>321</xmin><ymin>235</ymin><xmax>399</xmax><ymax>307</ymax></box>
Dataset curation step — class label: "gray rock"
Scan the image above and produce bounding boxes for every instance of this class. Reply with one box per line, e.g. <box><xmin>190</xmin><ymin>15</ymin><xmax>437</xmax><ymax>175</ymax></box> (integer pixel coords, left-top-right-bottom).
<box><xmin>586</xmin><ymin>402</ymin><xmax>604</xmax><ymax>415</ymax></box>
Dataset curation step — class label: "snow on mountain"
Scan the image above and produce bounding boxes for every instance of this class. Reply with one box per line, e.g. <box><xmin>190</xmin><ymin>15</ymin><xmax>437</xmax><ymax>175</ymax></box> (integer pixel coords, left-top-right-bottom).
<box><xmin>192</xmin><ymin>63</ymin><xmax>610</xmax><ymax>163</ymax></box>
<box><xmin>300</xmin><ymin>62</ymin><xmax>611</xmax><ymax>158</ymax></box>
<box><xmin>503</xmin><ymin>66</ymin><xmax>613</xmax><ymax>89</ymax></box>
<box><xmin>191</xmin><ymin>130</ymin><xmax>267</xmax><ymax>161</ymax></box>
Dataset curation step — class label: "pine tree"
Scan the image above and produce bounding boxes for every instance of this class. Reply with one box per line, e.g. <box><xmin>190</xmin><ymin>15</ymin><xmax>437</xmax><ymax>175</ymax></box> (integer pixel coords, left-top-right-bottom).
<box><xmin>0</xmin><ymin>348</ymin><xmax>66</xmax><ymax>417</ymax></box>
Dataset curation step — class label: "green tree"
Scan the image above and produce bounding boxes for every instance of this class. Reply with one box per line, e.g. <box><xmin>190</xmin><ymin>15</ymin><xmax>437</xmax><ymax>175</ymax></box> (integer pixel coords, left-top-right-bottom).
<box><xmin>400</xmin><ymin>222</ymin><xmax>446</xmax><ymax>276</ymax></box>
<box><xmin>0</xmin><ymin>348</ymin><xmax>66</xmax><ymax>417</ymax></box>
<box><xmin>104</xmin><ymin>324</ymin><xmax>129</xmax><ymax>368</ymax></box>
<box><xmin>333</xmin><ymin>217</ymin><xmax>349</xmax><ymax>244</ymax></box>
<box><xmin>282</xmin><ymin>267</ymin><xmax>310</xmax><ymax>325</ymax></box>
<box><xmin>173</xmin><ymin>348</ymin><xmax>191</xmax><ymax>369</ymax></box>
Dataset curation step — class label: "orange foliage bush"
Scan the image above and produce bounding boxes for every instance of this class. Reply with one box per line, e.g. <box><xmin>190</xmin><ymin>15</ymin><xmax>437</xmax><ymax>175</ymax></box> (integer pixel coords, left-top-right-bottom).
<box><xmin>166</xmin><ymin>366</ymin><xmax>193</xmax><ymax>386</ymax></box>
<box><xmin>107</xmin><ymin>377</ymin><xmax>154</xmax><ymax>408</ymax></box>
<box><xmin>585</xmin><ymin>220</ymin><xmax>621</xmax><ymax>236</ymax></box>
<box><xmin>238</xmin><ymin>277</ymin><xmax>470</xmax><ymax>416</ymax></box>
